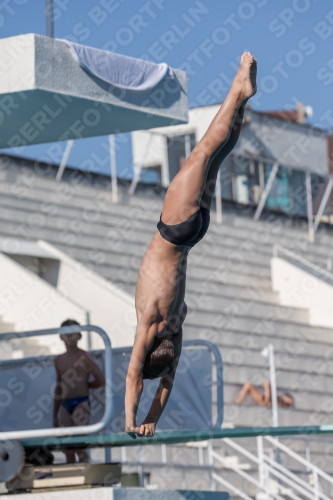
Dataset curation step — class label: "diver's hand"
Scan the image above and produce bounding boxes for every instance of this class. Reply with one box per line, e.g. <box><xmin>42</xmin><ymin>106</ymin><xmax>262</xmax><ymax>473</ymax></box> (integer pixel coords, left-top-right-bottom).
<box><xmin>139</xmin><ymin>422</ymin><xmax>156</xmax><ymax>437</ymax></box>
<box><xmin>125</xmin><ymin>424</ymin><xmax>142</xmax><ymax>439</ymax></box>
<box><xmin>125</xmin><ymin>422</ymin><xmax>156</xmax><ymax>438</ymax></box>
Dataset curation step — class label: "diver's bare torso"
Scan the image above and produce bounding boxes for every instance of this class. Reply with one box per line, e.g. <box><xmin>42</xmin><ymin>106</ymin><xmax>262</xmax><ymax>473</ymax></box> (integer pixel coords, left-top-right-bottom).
<box><xmin>135</xmin><ymin>231</ymin><xmax>188</xmax><ymax>337</ymax></box>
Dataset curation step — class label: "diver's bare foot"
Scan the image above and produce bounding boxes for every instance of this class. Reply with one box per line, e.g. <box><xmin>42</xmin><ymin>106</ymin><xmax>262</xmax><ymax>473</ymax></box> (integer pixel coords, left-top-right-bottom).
<box><xmin>232</xmin><ymin>52</ymin><xmax>257</xmax><ymax>103</ymax></box>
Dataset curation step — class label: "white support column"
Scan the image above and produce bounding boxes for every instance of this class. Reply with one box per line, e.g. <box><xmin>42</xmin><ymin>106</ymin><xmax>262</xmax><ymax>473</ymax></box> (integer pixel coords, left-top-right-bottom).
<box><xmin>56</xmin><ymin>140</ymin><xmax>74</xmax><ymax>182</ymax></box>
<box><xmin>257</xmin><ymin>436</ymin><xmax>271</xmax><ymax>497</ymax></box>
<box><xmin>269</xmin><ymin>344</ymin><xmax>279</xmax><ymax>428</ymax></box>
<box><xmin>109</xmin><ymin>135</ymin><xmax>118</xmax><ymax>203</ymax></box>
<box><xmin>138</xmin><ymin>445</ymin><xmax>144</xmax><ymax>487</ymax></box>
<box><xmin>86</xmin><ymin>311</ymin><xmax>92</xmax><ymax>351</ymax></box>
<box><xmin>181</xmin><ymin>468</ymin><xmax>187</xmax><ymax>490</ymax></box>
<box><xmin>253</xmin><ymin>162</ymin><xmax>279</xmax><ymax>221</ymax></box>
<box><xmin>215</xmin><ymin>170</ymin><xmax>222</xmax><ymax>224</ymax></box>
<box><xmin>306</xmin><ymin>171</ymin><xmax>314</xmax><ymax>242</ymax></box>
<box><xmin>185</xmin><ymin>134</ymin><xmax>191</xmax><ymax>159</ymax></box>
<box><xmin>161</xmin><ymin>444</ymin><xmax>167</xmax><ymax>463</ymax></box>
<box><xmin>257</xmin><ymin>436</ymin><xmax>266</xmax><ymax>490</ymax></box>
<box><xmin>45</xmin><ymin>0</ymin><xmax>54</xmax><ymax>38</ymax></box>
<box><xmin>313</xmin><ymin>469</ymin><xmax>320</xmax><ymax>500</ymax></box>
<box><xmin>313</xmin><ymin>176</ymin><xmax>333</xmax><ymax>234</ymax></box>
<box><xmin>261</xmin><ymin>345</ymin><xmax>279</xmax><ymax>427</ymax></box>
<box><xmin>161</xmin><ymin>135</ymin><xmax>170</xmax><ymax>187</ymax></box>
<box><xmin>128</xmin><ymin>163</ymin><xmax>141</xmax><ymax>196</ymax></box>
<box><xmin>198</xmin><ymin>445</ymin><xmax>204</xmax><ymax>466</ymax></box>
<box><xmin>208</xmin><ymin>440</ymin><xmax>216</xmax><ymax>491</ymax></box>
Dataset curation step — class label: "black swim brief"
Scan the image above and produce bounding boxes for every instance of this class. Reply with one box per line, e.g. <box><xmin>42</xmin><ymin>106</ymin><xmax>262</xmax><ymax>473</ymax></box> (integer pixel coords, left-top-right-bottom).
<box><xmin>157</xmin><ymin>207</ymin><xmax>210</xmax><ymax>247</ymax></box>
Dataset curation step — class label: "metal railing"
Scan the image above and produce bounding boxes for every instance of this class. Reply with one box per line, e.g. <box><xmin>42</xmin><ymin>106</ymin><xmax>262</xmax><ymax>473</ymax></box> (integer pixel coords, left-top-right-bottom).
<box><xmin>259</xmin><ymin>435</ymin><xmax>333</xmax><ymax>500</ymax></box>
<box><xmin>273</xmin><ymin>244</ymin><xmax>333</xmax><ymax>284</ymax></box>
<box><xmin>231</xmin><ymin>151</ymin><xmax>333</xmax><ymax>243</ymax></box>
<box><xmin>117</xmin><ymin>434</ymin><xmax>333</xmax><ymax>498</ymax></box>
<box><xmin>111</xmin><ymin>339</ymin><xmax>224</xmax><ymax>429</ymax></box>
<box><xmin>0</xmin><ymin>324</ymin><xmax>113</xmax><ymax>440</ymax></box>
<box><xmin>219</xmin><ymin>435</ymin><xmax>333</xmax><ymax>500</ymax></box>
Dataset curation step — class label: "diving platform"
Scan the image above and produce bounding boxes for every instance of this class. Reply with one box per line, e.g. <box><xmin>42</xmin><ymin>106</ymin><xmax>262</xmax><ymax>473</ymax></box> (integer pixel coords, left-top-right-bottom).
<box><xmin>0</xmin><ymin>34</ymin><xmax>188</xmax><ymax>148</ymax></box>
<box><xmin>6</xmin><ymin>488</ymin><xmax>228</xmax><ymax>499</ymax></box>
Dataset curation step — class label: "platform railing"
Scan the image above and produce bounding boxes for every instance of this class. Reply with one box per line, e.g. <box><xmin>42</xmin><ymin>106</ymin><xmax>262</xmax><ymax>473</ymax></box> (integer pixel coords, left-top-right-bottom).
<box><xmin>217</xmin><ymin>436</ymin><xmax>332</xmax><ymax>500</ymax></box>
<box><xmin>0</xmin><ymin>324</ymin><xmax>113</xmax><ymax>440</ymax></box>
<box><xmin>117</xmin><ymin>434</ymin><xmax>333</xmax><ymax>498</ymax></box>
<box><xmin>273</xmin><ymin>243</ymin><xmax>333</xmax><ymax>283</ymax></box>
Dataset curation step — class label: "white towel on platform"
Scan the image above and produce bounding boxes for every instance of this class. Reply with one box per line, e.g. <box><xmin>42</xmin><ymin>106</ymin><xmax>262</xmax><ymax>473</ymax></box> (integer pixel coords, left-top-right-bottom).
<box><xmin>59</xmin><ymin>39</ymin><xmax>174</xmax><ymax>91</ymax></box>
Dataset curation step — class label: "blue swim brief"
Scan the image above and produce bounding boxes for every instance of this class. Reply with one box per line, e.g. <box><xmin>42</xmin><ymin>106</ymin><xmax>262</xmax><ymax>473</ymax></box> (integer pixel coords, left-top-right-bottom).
<box><xmin>61</xmin><ymin>395</ymin><xmax>90</xmax><ymax>415</ymax></box>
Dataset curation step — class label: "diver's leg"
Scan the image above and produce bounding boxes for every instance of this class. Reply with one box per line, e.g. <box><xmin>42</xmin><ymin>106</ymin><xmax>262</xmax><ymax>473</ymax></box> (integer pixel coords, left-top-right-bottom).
<box><xmin>161</xmin><ymin>52</ymin><xmax>256</xmax><ymax>225</ymax></box>
<box><xmin>200</xmin><ymin>102</ymin><xmax>245</xmax><ymax>210</ymax></box>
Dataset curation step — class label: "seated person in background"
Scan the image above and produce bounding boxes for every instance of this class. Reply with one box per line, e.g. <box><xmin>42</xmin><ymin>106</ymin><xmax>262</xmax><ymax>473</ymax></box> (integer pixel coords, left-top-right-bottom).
<box><xmin>53</xmin><ymin>319</ymin><xmax>105</xmax><ymax>463</ymax></box>
<box><xmin>236</xmin><ymin>381</ymin><xmax>294</xmax><ymax>408</ymax></box>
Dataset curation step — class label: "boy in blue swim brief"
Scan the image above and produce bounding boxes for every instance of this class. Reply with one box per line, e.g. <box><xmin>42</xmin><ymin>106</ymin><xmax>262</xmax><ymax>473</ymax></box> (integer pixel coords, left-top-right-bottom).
<box><xmin>53</xmin><ymin>319</ymin><xmax>105</xmax><ymax>463</ymax></box>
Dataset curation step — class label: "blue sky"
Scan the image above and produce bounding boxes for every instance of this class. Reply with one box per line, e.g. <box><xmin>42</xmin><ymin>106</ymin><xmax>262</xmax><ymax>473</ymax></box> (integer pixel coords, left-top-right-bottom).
<box><xmin>1</xmin><ymin>0</ymin><xmax>333</xmax><ymax>177</ymax></box>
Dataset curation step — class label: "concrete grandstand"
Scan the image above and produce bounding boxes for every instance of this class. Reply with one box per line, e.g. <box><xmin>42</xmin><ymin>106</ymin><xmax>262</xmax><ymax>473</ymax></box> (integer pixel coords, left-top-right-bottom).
<box><xmin>0</xmin><ymin>154</ymin><xmax>333</xmax><ymax>492</ymax></box>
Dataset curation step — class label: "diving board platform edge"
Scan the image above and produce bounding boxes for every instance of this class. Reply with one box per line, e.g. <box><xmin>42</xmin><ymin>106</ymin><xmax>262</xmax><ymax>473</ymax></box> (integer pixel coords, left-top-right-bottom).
<box><xmin>0</xmin><ymin>34</ymin><xmax>188</xmax><ymax>148</ymax></box>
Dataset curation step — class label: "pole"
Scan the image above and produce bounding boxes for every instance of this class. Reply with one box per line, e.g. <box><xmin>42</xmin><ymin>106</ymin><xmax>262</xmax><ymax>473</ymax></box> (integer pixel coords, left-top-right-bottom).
<box><xmin>208</xmin><ymin>440</ymin><xmax>216</xmax><ymax>491</ymax></box>
<box><xmin>45</xmin><ymin>0</ymin><xmax>54</xmax><ymax>38</ymax></box>
<box><xmin>306</xmin><ymin>171</ymin><xmax>314</xmax><ymax>242</ymax></box>
<box><xmin>56</xmin><ymin>140</ymin><xmax>74</xmax><ymax>182</ymax></box>
<box><xmin>313</xmin><ymin>176</ymin><xmax>333</xmax><ymax>234</ymax></box>
<box><xmin>254</xmin><ymin>162</ymin><xmax>279</xmax><ymax>221</ymax></box>
<box><xmin>86</xmin><ymin>312</ymin><xmax>92</xmax><ymax>351</ymax></box>
<box><xmin>109</xmin><ymin>135</ymin><xmax>118</xmax><ymax>203</ymax></box>
<box><xmin>268</xmin><ymin>343</ymin><xmax>281</xmax><ymax>466</ymax></box>
<box><xmin>105</xmin><ymin>447</ymin><xmax>112</xmax><ymax>464</ymax></box>
<box><xmin>268</xmin><ymin>344</ymin><xmax>279</xmax><ymax>427</ymax></box>
<box><xmin>184</xmin><ymin>134</ymin><xmax>191</xmax><ymax>159</ymax></box>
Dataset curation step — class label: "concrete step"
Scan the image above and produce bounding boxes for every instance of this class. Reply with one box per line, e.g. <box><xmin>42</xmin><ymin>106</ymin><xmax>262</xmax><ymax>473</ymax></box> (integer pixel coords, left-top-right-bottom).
<box><xmin>222</xmin><ymin>364</ymin><xmax>333</xmax><ymax>394</ymax></box>
<box><xmin>0</xmin><ymin>178</ymin><xmax>332</xmax><ymax>266</ymax></box>
<box><xmin>184</xmin><ymin>295</ymin><xmax>308</xmax><ymax>324</ymax></box>
<box><xmin>0</xmin><ymin>187</ymin><xmax>286</xmax><ymax>265</ymax></box>
<box><xmin>233</xmin><ymin>212</ymin><xmax>333</xmax><ymax>251</ymax></box>
<box><xmin>123</xmin><ymin>281</ymin><xmax>279</xmax><ymax>304</ymax></box>
<box><xmin>0</xmin><ymin>188</ymin><xmax>332</xmax><ymax>283</ymax></box>
<box><xmin>223</xmin><ymin>403</ymin><xmax>332</xmax><ymax>427</ymax></box>
<box><xmin>184</xmin><ymin>315</ymin><xmax>333</xmax><ymax>343</ymax></box>
<box><xmin>219</xmin><ymin>347</ymin><xmax>333</xmax><ymax>376</ymax></box>
<box><xmin>0</xmin><ymin>207</ymin><xmax>276</xmax><ymax>274</ymax></box>
<box><xmin>204</xmin><ymin>328</ymin><xmax>333</xmax><ymax>359</ymax></box>
<box><xmin>110</xmin><ymin>271</ymin><xmax>272</xmax><ymax>294</ymax></box>
<box><xmin>0</xmin><ymin>321</ymin><xmax>15</xmax><ymax>333</ymax></box>
<box><xmin>212</xmin><ymin>435</ymin><xmax>333</xmax><ymax>457</ymax></box>
<box><xmin>0</xmin><ymin>224</ymin><xmax>276</xmax><ymax>287</ymax></box>
<box><xmin>223</xmin><ymin>383</ymin><xmax>333</xmax><ymax>412</ymax></box>
<box><xmin>0</xmin><ymin>176</ymin><xmax>162</xmax><ymax>225</ymax></box>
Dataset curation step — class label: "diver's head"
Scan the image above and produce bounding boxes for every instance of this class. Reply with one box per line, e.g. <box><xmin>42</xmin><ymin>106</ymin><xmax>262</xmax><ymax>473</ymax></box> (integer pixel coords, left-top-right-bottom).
<box><xmin>142</xmin><ymin>337</ymin><xmax>176</xmax><ymax>380</ymax></box>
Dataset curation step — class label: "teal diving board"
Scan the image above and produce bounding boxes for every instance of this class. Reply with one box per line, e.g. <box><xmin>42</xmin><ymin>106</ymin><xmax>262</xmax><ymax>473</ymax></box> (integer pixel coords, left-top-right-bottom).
<box><xmin>22</xmin><ymin>424</ymin><xmax>333</xmax><ymax>451</ymax></box>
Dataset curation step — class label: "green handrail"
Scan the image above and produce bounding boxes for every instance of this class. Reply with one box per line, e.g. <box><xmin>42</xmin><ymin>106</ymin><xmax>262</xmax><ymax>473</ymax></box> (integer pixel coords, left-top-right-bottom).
<box><xmin>22</xmin><ymin>424</ymin><xmax>333</xmax><ymax>450</ymax></box>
